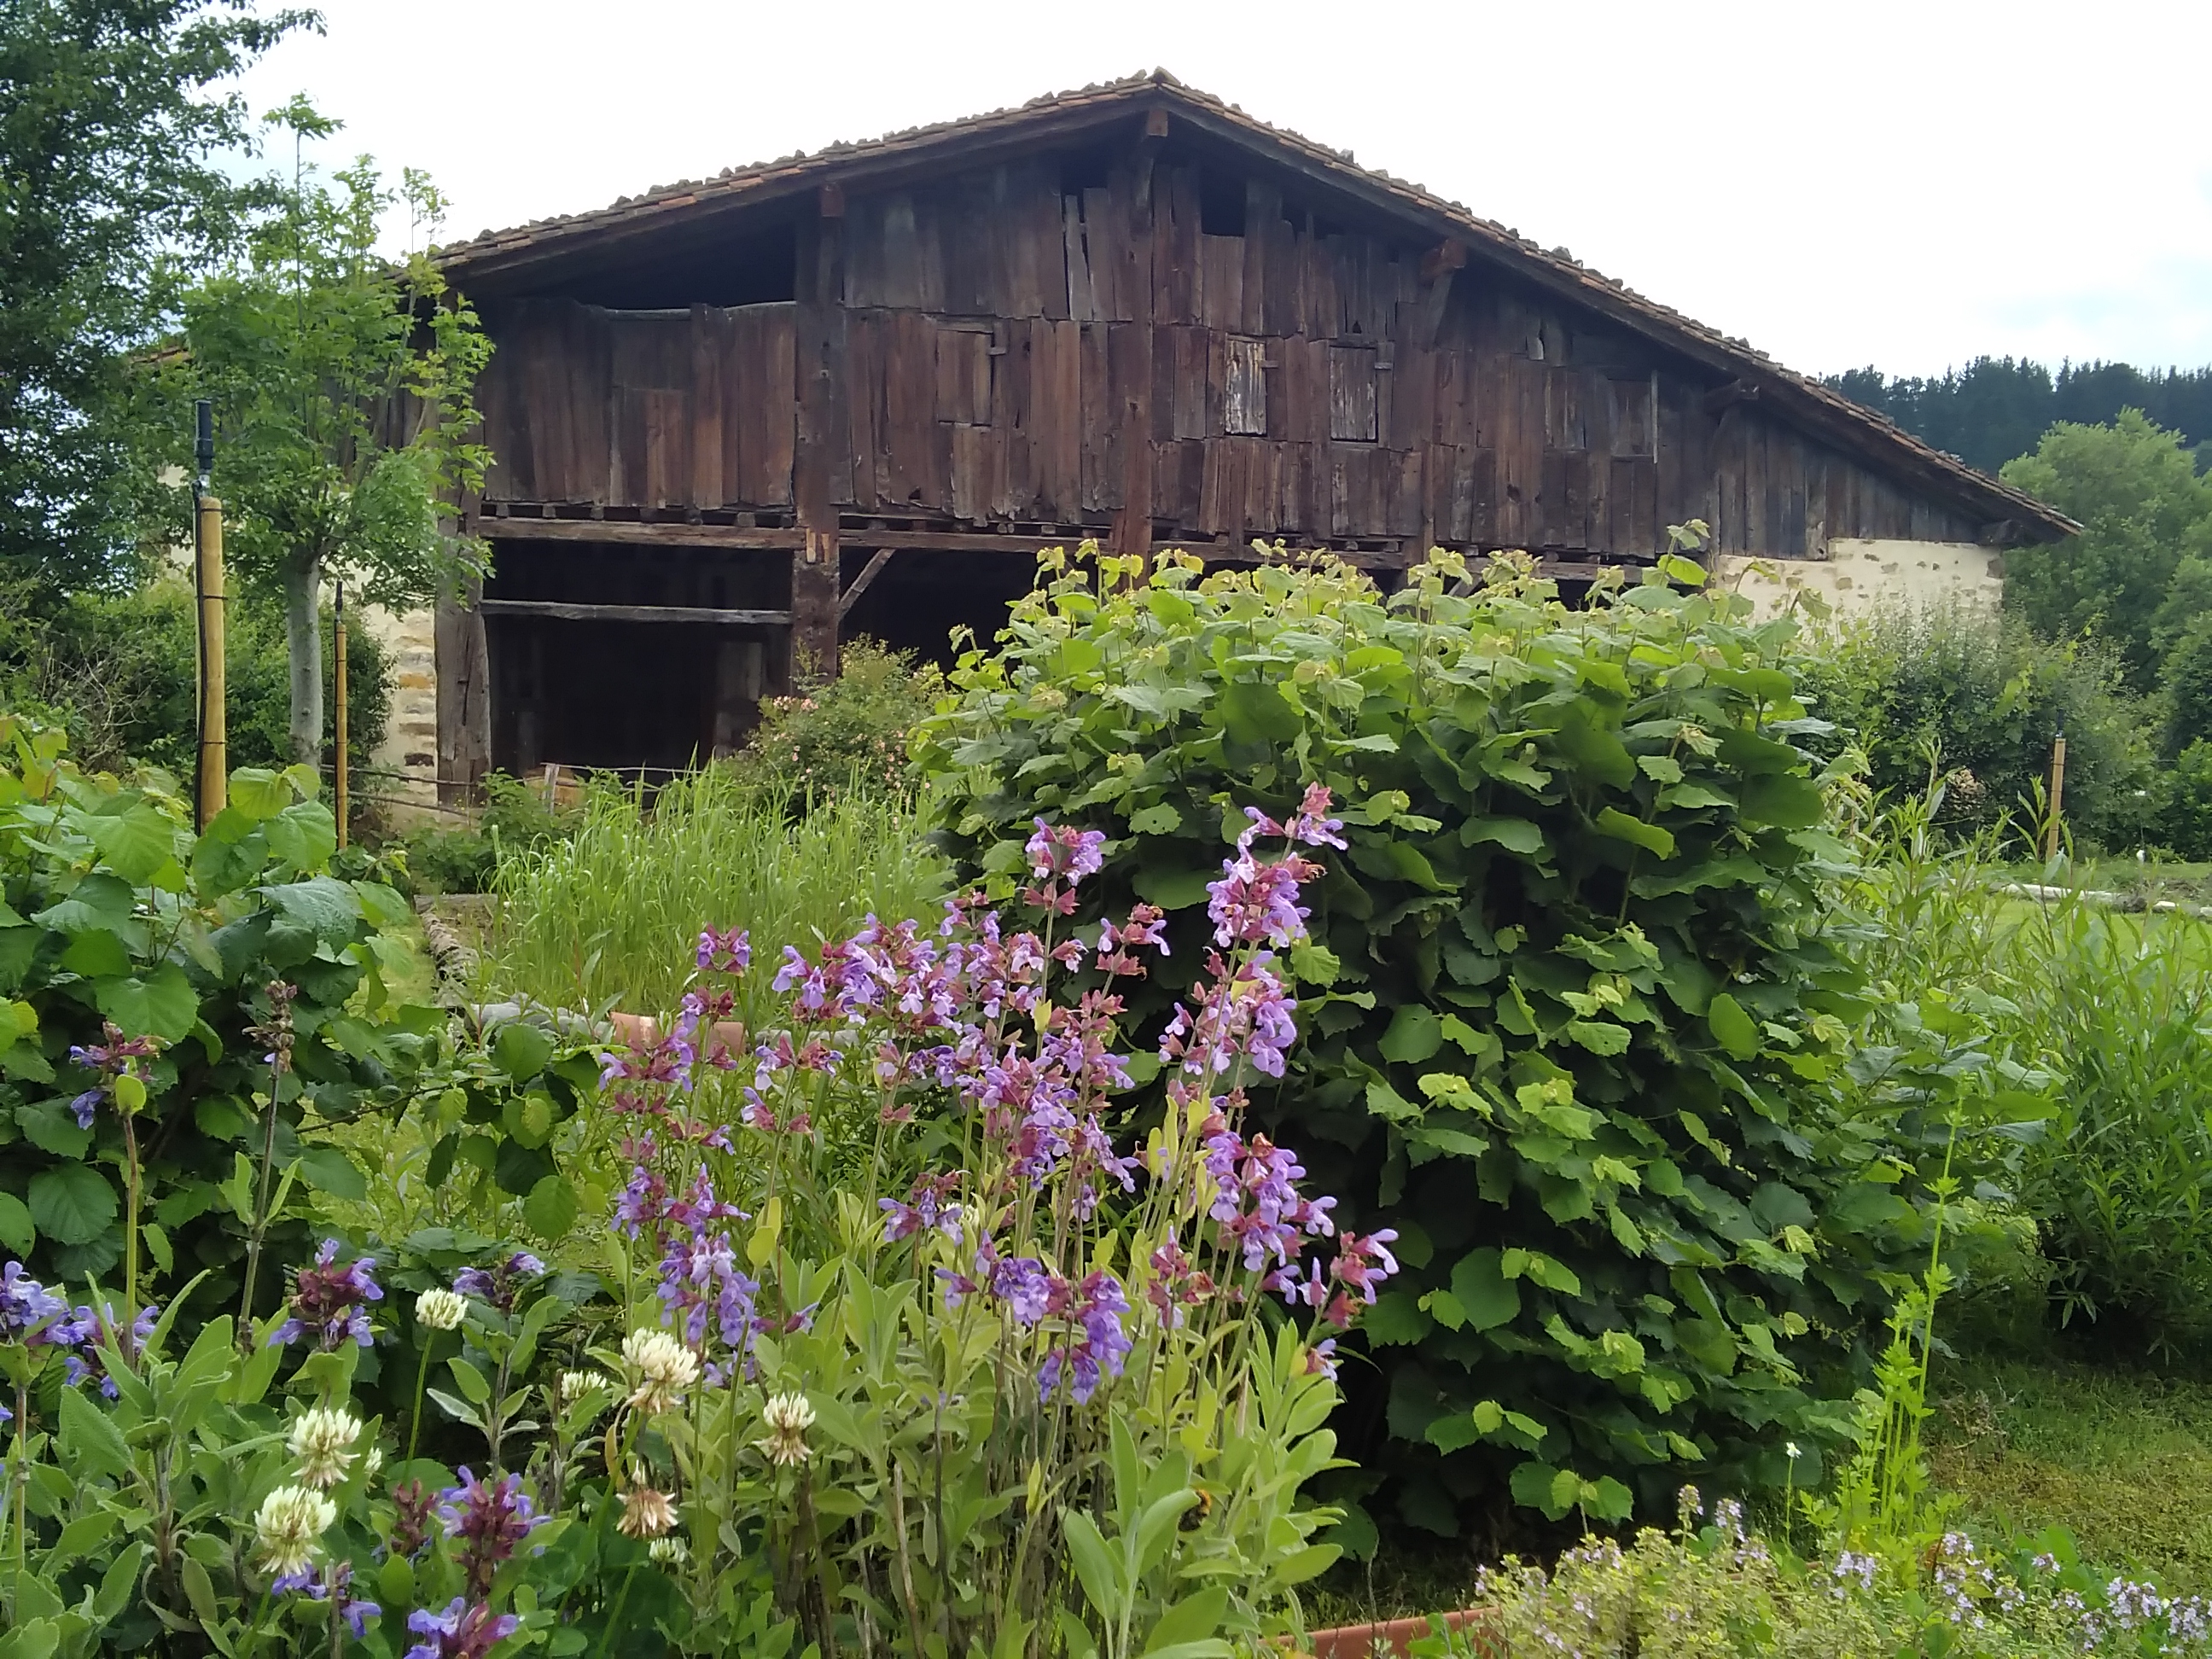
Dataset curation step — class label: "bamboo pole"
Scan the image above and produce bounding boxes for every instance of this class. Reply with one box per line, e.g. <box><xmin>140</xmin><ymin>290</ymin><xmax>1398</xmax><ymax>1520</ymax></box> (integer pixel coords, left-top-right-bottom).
<box><xmin>2044</xmin><ymin>732</ymin><xmax>2068</xmax><ymax>861</ymax></box>
<box><xmin>334</xmin><ymin>579</ymin><xmax>349</xmax><ymax>848</ymax></box>
<box><xmin>194</xmin><ymin>493</ymin><xmax>228</xmax><ymax>830</ymax></box>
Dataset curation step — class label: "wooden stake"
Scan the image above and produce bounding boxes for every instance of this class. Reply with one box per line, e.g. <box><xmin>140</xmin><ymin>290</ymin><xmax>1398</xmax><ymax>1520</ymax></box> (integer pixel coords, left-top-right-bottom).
<box><xmin>194</xmin><ymin>494</ymin><xmax>228</xmax><ymax>830</ymax></box>
<box><xmin>2044</xmin><ymin>733</ymin><xmax>2068</xmax><ymax>861</ymax></box>
<box><xmin>334</xmin><ymin>580</ymin><xmax>349</xmax><ymax>849</ymax></box>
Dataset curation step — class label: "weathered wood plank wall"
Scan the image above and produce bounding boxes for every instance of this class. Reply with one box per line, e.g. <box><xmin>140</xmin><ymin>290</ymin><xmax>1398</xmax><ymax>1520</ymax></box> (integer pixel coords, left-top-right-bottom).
<box><xmin>474</xmin><ymin>157</ymin><xmax>1978</xmax><ymax>560</ymax></box>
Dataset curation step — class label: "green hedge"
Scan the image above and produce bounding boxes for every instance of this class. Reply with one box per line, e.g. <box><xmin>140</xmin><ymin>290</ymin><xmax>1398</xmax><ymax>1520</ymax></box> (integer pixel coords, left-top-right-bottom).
<box><xmin>918</xmin><ymin>545</ymin><xmax>1930</xmax><ymax>1540</ymax></box>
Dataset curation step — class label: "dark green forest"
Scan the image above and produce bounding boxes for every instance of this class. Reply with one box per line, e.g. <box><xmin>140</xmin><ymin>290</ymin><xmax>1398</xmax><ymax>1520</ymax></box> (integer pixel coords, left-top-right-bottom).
<box><xmin>1827</xmin><ymin>358</ymin><xmax>2212</xmax><ymax>477</ymax></box>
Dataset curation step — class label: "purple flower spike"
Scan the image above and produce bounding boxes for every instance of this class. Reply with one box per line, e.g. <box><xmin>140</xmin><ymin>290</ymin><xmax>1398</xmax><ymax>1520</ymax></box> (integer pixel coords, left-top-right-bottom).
<box><xmin>438</xmin><ymin>1467</ymin><xmax>547</xmax><ymax>1598</ymax></box>
<box><xmin>0</xmin><ymin>1260</ymin><xmax>65</xmax><ymax>1341</ymax></box>
<box><xmin>268</xmin><ymin>1240</ymin><xmax>381</xmax><ymax>1350</ymax></box>
<box><xmin>696</xmin><ymin>926</ymin><xmax>752</xmax><ymax>975</ymax></box>
<box><xmin>404</xmin><ymin>1597</ymin><xmax>521</xmax><ymax>1659</ymax></box>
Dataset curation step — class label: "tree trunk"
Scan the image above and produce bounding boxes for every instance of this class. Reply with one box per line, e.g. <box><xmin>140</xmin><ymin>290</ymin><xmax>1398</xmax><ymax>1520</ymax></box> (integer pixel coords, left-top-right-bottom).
<box><xmin>282</xmin><ymin>553</ymin><xmax>324</xmax><ymax>771</ymax></box>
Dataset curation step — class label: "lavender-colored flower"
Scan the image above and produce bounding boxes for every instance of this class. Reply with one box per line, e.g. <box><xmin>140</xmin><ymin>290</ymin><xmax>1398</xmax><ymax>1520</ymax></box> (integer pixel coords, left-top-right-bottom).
<box><xmin>64</xmin><ymin>1025</ymin><xmax>160</xmax><ymax>1127</ymax></box>
<box><xmin>1206</xmin><ymin>849</ymin><xmax>1313</xmax><ymax>950</ymax></box>
<box><xmin>269</xmin><ymin>1240</ymin><xmax>382</xmax><ymax>1349</ymax></box>
<box><xmin>880</xmin><ymin>1173</ymin><xmax>965</xmax><ymax>1244</ymax></box>
<box><xmin>696</xmin><ymin>926</ymin><xmax>752</xmax><ymax>975</ymax></box>
<box><xmin>404</xmin><ymin>1597</ymin><xmax>521</xmax><ymax>1659</ymax></box>
<box><xmin>0</xmin><ymin>1260</ymin><xmax>65</xmax><ymax>1342</ymax></box>
<box><xmin>437</xmin><ymin>1466</ymin><xmax>546</xmax><ymax>1597</ymax></box>
<box><xmin>451</xmin><ymin>1252</ymin><xmax>546</xmax><ymax>1313</ymax></box>
<box><xmin>275</xmin><ymin>1561</ymin><xmax>380</xmax><ymax>1637</ymax></box>
<box><xmin>57</xmin><ymin>1301</ymin><xmax>159</xmax><ymax>1395</ymax></box>
<box><xmin>1024</xmin><ymin>819</ymin><xmax>1106</xmax><ymax>885</ymax></box>
<box><xmin>1204</xmin><ymin>1127</ymin><xmax>1335</xmax><ymax>1272</ymax></box>
<box><xmin>1039</xmin><ymin>1272</ymin><xmax>1132</xmax><ymax>1404</ymax></box>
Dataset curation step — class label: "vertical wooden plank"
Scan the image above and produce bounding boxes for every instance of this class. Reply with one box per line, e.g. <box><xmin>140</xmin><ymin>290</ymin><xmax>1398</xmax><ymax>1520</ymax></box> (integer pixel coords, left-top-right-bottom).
<box><xmin>794</xmin><ymin>204</ymin><xmax>847</xmax><ymax>675</ymax></box>
<box><xmin>1115</xmin><ymin>143</ymin><xmax>1158</xmax><ymax>558</ymax></box>
<box><xmin>1199</xmin><ymin>234</ymin><xmax>1243</xmax><ymax>332</ymax></box>
<box><xmin>843</xmin><ymin>310</ymin><xmax>882</xmax><ymax>513</ymax></box>
<box><xmin>435</xmin><ymin>573</ymin><xmax>490</xmax><ymax>804</ymax></box>
<box><xmin>1222</xmin><ymin>335</ymin><xmax>1267</xmax><ymax>436</ymax></box>
<box><xmin>1065</xmin><ymin>195</ymin><xmax>1098</xmax><ymax>323</ymax></box>
<box><xmin>1044</xmin><ymin>317</ymin><xmax>1082</xmax><ymax>520</ymax></box>
<box><xmin>689</xmin><ymin>306</ymin><xmax>725</xmax><ymax>509</ymax></box>
<box><xmin>1080</xmin><ymin>320</ymin><xmax>1119</xmax><ymax>514</ymax></box>
<box><xmin>1328</xmin><ymin>346</ymin><xmax>1379</xmax><ymax>443</ymax></box>
<box><xmin>1242</xmin><ymin>181</ymin><xmax>1278</xmax><ymax>335</ymax></box>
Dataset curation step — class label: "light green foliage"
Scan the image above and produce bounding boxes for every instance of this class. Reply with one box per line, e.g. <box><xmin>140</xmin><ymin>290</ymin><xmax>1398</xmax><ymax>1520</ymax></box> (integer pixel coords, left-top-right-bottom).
<box><xmin>1798</xmin><ymin>602</ymin><xmax>2152</xmax><ymax>848</ymax></box>
<box><xmin>1847</xmin><ymin>799</ymin><xmax>2212</xmax><ymax>1352</ymax></box>
<box><xmin>400</xmin><ymin>770</ymin><xmax>580</xmax><ymax>897</ymax></box>
<box><xmin>488</xmin><ymin>768</ymin><xmax>947</xmax><ymax>1020</ymax></box>
<box><xmin>1421</xmin><ymin>1506</ymin><xmax>2212</xmax><ymax>1658</ymax></box>
<box><xmin>0</xmin><ymin>712</ymin><xmax>426</xmax><ymax>1313</ymax></box>
<box><xmin>736</xmin><ymin>637</ymin><xmax>945</xmax><ymax>800</ymax></box>
<box><xmin>2000</xmin><ymin>410</ymin><xmax>2212</xmax><ymax>692</ymax></box>
<box><xmin>919</xmin><ymin>542</ymin><xmax>1946</xmax><ymax>1534</ymax></box>
<box><xmin>166</xmin><ymin>109</ymin><xmax>490</xmax><ymax>766</ymax></box>
<box><xmin>0</xmin><ymin>580</ymin><xmax>392</xmax><ymax>779</ymax></box>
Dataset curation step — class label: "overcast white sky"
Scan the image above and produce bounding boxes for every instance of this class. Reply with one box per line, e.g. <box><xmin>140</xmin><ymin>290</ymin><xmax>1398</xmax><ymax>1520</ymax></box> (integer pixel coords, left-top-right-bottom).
<box><xmin>233</xmin><ymin>0</ymin><xmax>2212</xmax><ymax>382</ymax></box>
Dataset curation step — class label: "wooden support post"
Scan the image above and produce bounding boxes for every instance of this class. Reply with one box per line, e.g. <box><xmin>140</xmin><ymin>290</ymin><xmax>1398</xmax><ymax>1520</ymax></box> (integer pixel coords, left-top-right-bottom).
<box><xmin>838</xmin><ymin>546</ymin><xmax>897</xmax><ymax>620</ymax></box>
<box><xmin>793</xmin><ymin>189</ymin><xmax>848</xmax><ymax>679</ymax></box>
<box><xmin>435</xmin><ymin>573</ymin><xmax>492</xmax><ymax>806</ymax></box>
<box><xmin>333</xmin><ymin>580</ymin><xmax>349</xmax><ymax>847</ymax></box>
<box><xmin>2045</xmin><ymin>732</ymin><xmax>2068</xmax><ymax>861</ymax></box>
<box><xmin>193</xmin><ymin>492</ymin><xmax>227</xmax><ymax>830</ymax></box>
<box><xmin>1113</xmin><ymin>114</ymin><xmax>1165</xmax><ymax>571</ymax></box>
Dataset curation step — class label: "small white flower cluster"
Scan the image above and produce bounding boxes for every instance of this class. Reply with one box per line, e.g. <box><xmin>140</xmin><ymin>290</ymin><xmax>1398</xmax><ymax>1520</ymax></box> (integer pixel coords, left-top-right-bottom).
<box><xmin>623</xmin><ymin>1328</ymin><xmax>700</xmax><ymax>1414</ymax></box>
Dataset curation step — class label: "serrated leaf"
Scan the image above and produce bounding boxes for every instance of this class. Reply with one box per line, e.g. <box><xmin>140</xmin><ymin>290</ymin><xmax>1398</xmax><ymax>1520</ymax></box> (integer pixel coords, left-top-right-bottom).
<box><xmin>1448</xmin><ymin>1248</ymin><xmax>1521</xmax><ymax>1330</ymax></box>
<box><xmin>493</xmin><ymin>1021</ymin><xmax>555</xmax><ymax>1080</ymax></box>
<box><xmin>1378</xmin><ymin>1005</ymin><xmax>1442</xmax><ymax>1064</ymax></box>
<box><xmin>58</xmin><ymin>1386</ymin><xmax>131</xmax><ymax>1483</ymax></box>
<box><xmin>524</xmin><ymin>1174</ymin><xmax>579</xmax><ymax>1240</ymax></box>
<box><xmin>95</xmin><ymin>963</ymin><xmax>198</xmax><ymax>1043</ymax></box>
<box><xmin>1595</xmin><ymin>807</ymin><xmax>1674</xmax><ymax>859</ymax></box>
<box><xmin>28</xmin><ymin>1164</ymin><xmax>115</xmax><ymax>1246</ymax></box>
<box><xmin>1126</xmin><ymin>802</ymin><xmax>1182</xmax><ymax>835</ymax></box>
<box><xmin>0</xmin><ymin>1192</ymin><xmax>32</xmax><ymax>1254</ymax></box>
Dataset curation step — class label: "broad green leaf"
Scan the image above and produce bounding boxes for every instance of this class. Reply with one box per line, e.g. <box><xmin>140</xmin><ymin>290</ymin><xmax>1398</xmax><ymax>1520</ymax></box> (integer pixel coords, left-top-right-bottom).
<box><xmin>294</xmin><ymin>1145</ymin><xmax>366</xmax><ymax>1200</ymax></box>
<box><xmin>227</xmin><ymin>767</ymin><xmax>294</xmax><ymax>821</ymax></box>
<box><xmin>1059</xmin><ymin>1510</ymin><xmax>1122</xmax><ymax>1624</ymax></box>
<box><xmin>1461</xmin><ymin>816</ymin><xmax>1544</xmax><ymax>854</ymax></box>
<box><xmin>91</xmin><ymin>805</ymin><xmax>179</xmax><ymax>885</ymax></box>
<box><xmin>493</xmin><ymin>1021</ymin><xmax>556</xmax><ymax>1080</ymax></box>
<box><xmin>0</xmin><ymin>1191</ymin><xmax>32</xmax><ymax>1254</ymax></box>
<box><xmin>28</xmin><ymin>1164</ymin><xmax>116</xmax><ymax>1246</ymax></box>
<box><xmin>1378</xmin><ymin>1005</ymin><xmax>1442</xmax><ymax>1064</ymax></box>
<box><xmin>1739</xmin><ymin>772</ymin><xmax>1825</xmax><ymax>830</ymax></box>
<box><xmin>524</xmin><ymin>1174</ymin><xmax>579</xmax><ymax>1240</ymax></box>
<box><xmin>32</xmin><ymin>871</ymin><xmax>134</xmax><ymax>934</ymax></box>
<box><xmin>95</xmin><ymin>963</ymin><xmax>198</xmax><ymax>1043</ymax></box>
<box><xmin>1595</xmin><ymin>807</ymin><xmax>1675</xmax><ymax>859</ymax></box>
<box><xmin>1126</xmin><ymin>802</ymin><xmax>1182</xmax><ymax>835</ymax></box>
<box><xmin>1707</xmin><ymin>992</ymin><xmax>1761</xmax><ymax>1060</ymax></box>
<box><xmin>1448</xmin><ymin>1247</ymin><xmax>1522</xmax><ymax>1330</ymax></box>
<box><xmin>1131</xmin><ymin>865</ymin><xmax>1214</xmax><ymax>911</ymax></box>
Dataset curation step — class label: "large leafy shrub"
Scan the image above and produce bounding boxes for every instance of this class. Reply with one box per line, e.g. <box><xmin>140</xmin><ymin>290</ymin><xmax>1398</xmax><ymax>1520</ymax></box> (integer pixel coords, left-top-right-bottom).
<box><xmin>1796</xmin><ymin>602</ymin><xmax>2152</xmax><ymax>847</ymax></box>
<box><xmin>0</xmin><ymin>713</ymin><xmax>474</xmax><ymax>1323</ymax></box>
<box><xmin>735</xmin><ymin>636</ymin><xmax>945</xmax><ymax>800</ymax></box>
<box><xmin>918</xmin><ymin>545</ymin><xmax>1935</xmax><ymax>1538</ymax></box>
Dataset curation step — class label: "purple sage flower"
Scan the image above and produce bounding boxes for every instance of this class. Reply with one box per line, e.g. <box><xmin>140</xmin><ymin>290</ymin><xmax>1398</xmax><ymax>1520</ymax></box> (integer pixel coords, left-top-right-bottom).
<box><xmin>437</xmin><ymin>1467</ymin><xmax>547</xmax><ymax>1597</ymax></box>
<box><xmin>696</xmin><ymin>926</ymin><xmax>752</xmax><ymax>974</ymax></box>
<box><xmin>275</xmin><ymin>1562</ymin><xmax>380</xmax><ymax>1638</ymax></box>
<box><xmin>0</xmin><ymin>1260</ymin><xmax>65</xmax><ymax>1342</ymax></box>
<box><xmin>404</xmin><ymin>1597</ymin><xmax>521</xmax><ymax>1659</ymax></box>
<box><xmin>269</xmin><ymin>1240</ymin><xmax>381</xmax><ymax>1349</ymax></box>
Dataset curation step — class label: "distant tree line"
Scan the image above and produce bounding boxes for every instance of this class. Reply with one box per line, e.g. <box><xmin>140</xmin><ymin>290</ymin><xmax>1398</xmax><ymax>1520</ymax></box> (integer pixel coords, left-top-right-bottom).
<box><xmin>1826</xmin><ymin>358</ymin><xmax>2212</xmax><ymax>477</ymax></box>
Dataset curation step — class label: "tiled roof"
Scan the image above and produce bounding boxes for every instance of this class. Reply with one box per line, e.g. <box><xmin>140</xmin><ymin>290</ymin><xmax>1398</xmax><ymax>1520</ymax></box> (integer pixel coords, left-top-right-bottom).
<box><xmin>435</xmin><ymin>70</ymin><xmax>2074</xmax><ymax>540</ymax></box>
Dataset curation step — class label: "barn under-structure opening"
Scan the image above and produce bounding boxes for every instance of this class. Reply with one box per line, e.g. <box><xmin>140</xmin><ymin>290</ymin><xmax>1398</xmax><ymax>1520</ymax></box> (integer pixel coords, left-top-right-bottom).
<box><xmin>411</xmin><ymin>70</ymin><xmax>2071</xmax><ymax>806</ymax></box>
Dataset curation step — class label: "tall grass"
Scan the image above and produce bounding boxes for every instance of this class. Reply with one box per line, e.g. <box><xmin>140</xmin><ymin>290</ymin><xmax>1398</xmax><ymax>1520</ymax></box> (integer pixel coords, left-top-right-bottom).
<box><xmin>486</xmin><ymin>769</ymin><xmax>948</xmax><ymax>1025</ymax></box>
<box><xmin>1846</xmin><ymin>785</ymin><xmax>2212</xmax><ymax>1352</ymax></box>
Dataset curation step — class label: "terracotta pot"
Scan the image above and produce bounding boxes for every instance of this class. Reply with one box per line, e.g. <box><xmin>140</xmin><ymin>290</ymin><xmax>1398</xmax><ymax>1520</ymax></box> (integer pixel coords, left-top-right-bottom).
<box><xmin>606</xmin><ymin>1010</ymin><xmax>748</xmax><ymax>1067</ymax></box>
<box><xmin>1301</xmin><ymin>1609</ymin><xmax>1489</xmax><ymax>1659</ymax></box>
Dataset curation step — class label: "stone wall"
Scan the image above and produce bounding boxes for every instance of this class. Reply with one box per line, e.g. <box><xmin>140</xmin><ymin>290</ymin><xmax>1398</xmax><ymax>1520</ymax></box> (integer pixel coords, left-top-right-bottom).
<box><xmin>1712</xmin><ymin>538</ymin><xmax>2005</xmax><ymax>621</ymax></box>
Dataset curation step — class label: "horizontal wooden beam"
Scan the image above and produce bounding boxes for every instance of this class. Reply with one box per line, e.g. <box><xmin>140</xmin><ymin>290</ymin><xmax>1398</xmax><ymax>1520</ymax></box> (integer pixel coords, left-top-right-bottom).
<box><xmin>478</xmin><ymin>598</ymin><xmax>790</xmax><ymax>626</ymax></box>
<box><xmin>477</xmin><ymin>518</ymin><xmax>802</xmax><ymax>550</ymax></box>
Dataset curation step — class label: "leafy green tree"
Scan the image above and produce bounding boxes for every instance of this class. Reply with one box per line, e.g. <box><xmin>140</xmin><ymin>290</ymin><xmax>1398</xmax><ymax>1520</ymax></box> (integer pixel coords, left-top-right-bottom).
<box><xmin>2000</xmin><ymin>410</ymin><xmax>2212</xmax><ymax>690</ymax></box>
<box><xmin>169</xmin><ymin>107</ymin><xmax>491</xmax><ymax>769</ymax></box>
<box><xmin>0</xmin><ymin>0</ymin><xmax>307</xmax><ymax>602</ymax></box>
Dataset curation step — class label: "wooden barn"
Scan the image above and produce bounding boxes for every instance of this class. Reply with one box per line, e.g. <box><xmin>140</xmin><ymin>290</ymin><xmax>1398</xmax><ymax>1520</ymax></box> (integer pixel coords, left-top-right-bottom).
<box><xmin>423</xmin><ymin>70</ymin><xmax>2072</xmax><ymax>797</ymax></box>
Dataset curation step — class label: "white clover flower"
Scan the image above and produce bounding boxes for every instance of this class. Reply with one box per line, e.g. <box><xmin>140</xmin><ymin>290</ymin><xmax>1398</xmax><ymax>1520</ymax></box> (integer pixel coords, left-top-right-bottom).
<box><xmin>415</xmin><ymin>1288</ymin><xmax>468</xmax><ymax>1331</ymax></box>
<box><xmin>361</xmin><ymin>1446</ymin><xmax>384</xmax><ymax>1482</ymax></box>
<box><xmin>756</xmin><ymin>1391</ymin><xmax>817</xmax><ymax>1467</ymax></box>
<box><xmin>649</xmin><ymin>1536</ymin><xmax>690</xmax><ymax>1565</ymax></box>
<box><xmin>253</xmin><ymin>1484</ymin><xmax>337</xmax><ymax>1577</ymax></box>
<box><xmin>287</xmin><ymin>1406</ymin><xmax>363</xmax><ymax>1489</ymax></box>
<box><xmin>622</xmin><ymin>1329</ymin><xmax>700</xmax><ymax>1414</ymax></box>
<box><xmin>619</xmin><ymin>1480</ymin><xmax>678</xmax><ymax>1539</ymax></box>
<box><xmin>561</xmin><ymin>1369</ymin><xmax>609</xmax><ymax>1406</ymax></box>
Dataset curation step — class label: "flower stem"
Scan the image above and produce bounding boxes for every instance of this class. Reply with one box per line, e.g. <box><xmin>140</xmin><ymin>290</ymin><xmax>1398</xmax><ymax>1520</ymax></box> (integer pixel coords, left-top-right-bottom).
<box><xmin>236</xmin><ymin>1061</ymin><xmax>285</xmax><ymax>1354</ymax></box>
<box><xmin>405</xmin><ymin>1335</ymin><xmax>436</xmax><ymax>1465</ymax></box>
<box><xmin>120</xmin><ymin>1109</ymin><xmax>142</xmax><ymax>1318</ymax></box>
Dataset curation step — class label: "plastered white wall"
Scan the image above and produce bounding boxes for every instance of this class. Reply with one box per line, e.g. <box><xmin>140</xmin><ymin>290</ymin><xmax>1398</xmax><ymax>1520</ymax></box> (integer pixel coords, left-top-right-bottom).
<box><xmin>1712</xmin><ymin>539</ymin><xmax>2005</xmax><ymax>620</ymax></box>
